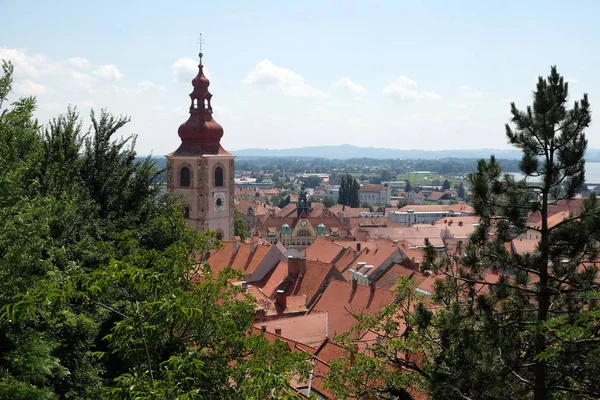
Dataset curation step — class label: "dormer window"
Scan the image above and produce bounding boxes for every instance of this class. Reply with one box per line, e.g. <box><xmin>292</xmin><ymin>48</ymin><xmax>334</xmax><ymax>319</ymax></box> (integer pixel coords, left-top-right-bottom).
<box><xmin>180</xmin><ymin>167</ymin><xmax>191</xmax><ymax>187</ymax></box>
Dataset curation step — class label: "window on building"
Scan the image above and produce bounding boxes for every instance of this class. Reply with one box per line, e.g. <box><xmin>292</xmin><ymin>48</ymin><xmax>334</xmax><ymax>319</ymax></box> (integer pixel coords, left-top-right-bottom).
<box><xmin>180</xmin><ymin>167</ymin><xmax>191</xmax><ymax>187</ymax></box>
<box><xmin>214</xmin><ymin>166</ymin><xmax>224</xmax><ymax>187</ymax></box>
<box><xmin>297</xmin><ymin>229</ymin><xmax>311</xmax><ymax>237</ymax></box>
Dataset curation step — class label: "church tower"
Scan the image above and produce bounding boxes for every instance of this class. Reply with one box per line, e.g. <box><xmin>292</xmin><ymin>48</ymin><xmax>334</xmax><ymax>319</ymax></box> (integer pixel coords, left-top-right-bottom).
<box><xmin>166</xmin><ymin>52</ymin><xmax>235</xmax><ymax>240</ymax></box>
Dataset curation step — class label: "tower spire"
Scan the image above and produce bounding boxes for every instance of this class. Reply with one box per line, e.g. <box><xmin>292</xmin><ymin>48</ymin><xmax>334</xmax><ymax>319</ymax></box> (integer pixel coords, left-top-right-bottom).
<box><xmin>174</xmin><ymin>43</ymin><xmax>224</xmax><ymax>156</ymax></box>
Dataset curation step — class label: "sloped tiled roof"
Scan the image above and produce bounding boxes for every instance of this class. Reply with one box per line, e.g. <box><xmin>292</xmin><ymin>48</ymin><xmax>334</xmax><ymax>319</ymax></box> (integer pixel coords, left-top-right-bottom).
<box><xmin>305</xmin><ymin>237</ymin><xmax>344</xmax><ymax>264</ymax></box>
<box><xmin>253</xmin><ymin>313</ymin><xmax>328</xmax><ymax>348</ymax></box>
<box><xmin>351</xmin><ymin>242</ymin><xmax>398</xmax><ymax>276</ymax></box>
<box><xmin>332</xmin><ymin>247</ymin><xmax>357</xmax><ymax>275</ymax></box>
<box><xmin>511</xmin><ymin>238</ymin><xmax>539</xmax><ymax>255</ymax></box>
<box><xmin>311</xmin><ymin>280</ymin><xmax>396</xmax><ymax>336</ymax></box>
<box><xmin>374</xmin><ymin>263</ymin><xmax>417</xmax><ymax>290</ymax></box>
<box><xmin>285</xmin><ymin>260</ymin><xmax>337</xmax><ymax>306</ymax></box>
<box><xmin>207</xmin><ymin>241</ymin><xmax>272</xmax><ymax>275</ymax></box>
<box><xmin>425</xmin><ymin>191</ymin><xmax>451</xmax><ymax>201</ymax></box>
<box><xmin>360</xmin><ymin>184</ymin><xmax>385</xmax><ymax>192</ymax></box>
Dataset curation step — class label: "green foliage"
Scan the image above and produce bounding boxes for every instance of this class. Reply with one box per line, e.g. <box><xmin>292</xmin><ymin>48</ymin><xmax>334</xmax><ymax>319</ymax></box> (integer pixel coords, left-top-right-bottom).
<box><xmin>322</xmin><ymin>195</ymin><xmax>336</xmax><ymax>208</ymax></box>
<box><xmin>304</xmin><ymin>175</ymin><xmax>321</xmax><ymax>189</ymax></box>
<box><xmin>441</xmin><ymin>179</ymin><xmax>451</xmax><ymax>191</ymax></box>
<box><xmin>0</xmin><ymin>61</ymin><xmax>308</xmax><ymax>399</ymax></box>
<box><xmin>339</xmin><ymin>173</ymin><xmax>360</xmax><ymax>207</ymax></box>
<box><xmin>327</xmin><ymin>68</ymin><xmax>600</xmax><ymax>400</ymax></box>
<box><xmin>234</xmin><ymin>209</ymin><xmax>248</xmax><ymax>241</ymax></box>
<box><xmin>405</xmin><ymin>179</ymin><xmax>412</xmax><ymax>193</ymax></box>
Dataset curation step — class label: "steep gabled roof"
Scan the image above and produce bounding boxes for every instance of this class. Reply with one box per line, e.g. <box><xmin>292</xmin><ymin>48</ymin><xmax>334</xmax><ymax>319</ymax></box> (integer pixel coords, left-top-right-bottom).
<box><xmin>311</xmin><ymin>280</ymin><xmax>396</xmax><ymax>336</ymax></box>
<box><xmin>305</xmin><ymin>237</ymin><xmax>345</xmax><ymax>264</ymax></box>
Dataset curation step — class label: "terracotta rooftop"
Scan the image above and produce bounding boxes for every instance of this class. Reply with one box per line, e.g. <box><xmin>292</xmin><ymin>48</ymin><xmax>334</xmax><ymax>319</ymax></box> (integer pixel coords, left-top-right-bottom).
<box><xmin>285</xmin><ymin>260</ymin><xmax>340</xmax><ymax>307</ymax></box>
<box><xmin>374</xmin><ymin>263</ymin><xmax>419</xmax><ymax>290</ymax></box>
<box><xmin>253</xmin><ymin>313</ymin><xmax>328</xmax><ymax>348</ymax></box>
<box><xmin>333</xmin><ymin>247</ymin><xmax>358</xmax><ymax>274</ymax></box>
<box><xmin>527</xmin><ymin>198</ymin><xmax>584</xmax><ymax>224</ymax></box>
<box><xmin>275</xmin><ymin>202</ymin><xmax>298</xmax><ymax>217</ymax></box>
<box><xmin>314</xmin><ymin>339</ymin><xmax>347</xmax><ymax>362</ymax></box>
<box><xmin>398</xmin><ymin>203</ymin><xmax>474</xmax><ymax>214</ymax></box>
<box><xmin>350</xmin><ymin>242</ymin><xmax>398</xmax><ymax>277</ymax></box>
<box><xmin>511</xmin><ymin>238</ymin><xmax>539</xmax><ymax>255</ymax></box>
<box><xmin>253</xmin><ymin>260</ymin><xmax>288</xmax><ymax>297</ymax></box>
<box><xmin>250</xmin><ymin>326</ymin><xmax>316</xmax><ymax>354</ymax></box>
<box><xmin>305</xmin><ymin>237</ymin><xmax>345</xmax><ymax>264</ymax></box>
<box><xmin>359</xmin><ymin>226</ymin><xmax>444</xmax><ymax>247</ymax></box>
<box><xmin>311</xmin><ymin>280</ymin><xmax>397</xmax><ymax>337</ymax></box>
<box><xmin>424</xmin><ymin>191</ymin><xmax>451</xmax><ymax>201</ymax></box>
<box><xmin>436</xmin><ymin>215</ymin><xmax>480</xmax><ymax>226</ymax></box>
<box><xmin>207</xmin><ymin>241</ymin><xmax>272</xmax><ymax>275</ymax></box>
<box><xmin>531</xmin><ymin>210</ymin><xmax>571</xmax><ymax>230</ymax></box>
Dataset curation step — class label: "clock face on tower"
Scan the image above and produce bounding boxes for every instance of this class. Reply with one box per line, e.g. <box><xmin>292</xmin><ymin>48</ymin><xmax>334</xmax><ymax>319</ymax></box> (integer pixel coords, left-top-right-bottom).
<box><xmin>213</xmin><ymin>192</ymin><xmax>225</xmax><ymax>211</ymax></box>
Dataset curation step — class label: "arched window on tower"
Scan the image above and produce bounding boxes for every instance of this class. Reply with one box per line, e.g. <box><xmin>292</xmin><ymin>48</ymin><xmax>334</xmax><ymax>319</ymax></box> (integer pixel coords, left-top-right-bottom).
<box><xmin>180</xmin><ymin>167</ymin><xmax>191</xmax><ymax>187</ymax></box>
<box><xmin>214</xmin><ymin>166</ymin><xmax>224</xmax><ymax>187</ymax></box>
<box><xmin>204</xmin><ymin>99</ymin><xmax>208</xmax><ymax>109</ymax></box>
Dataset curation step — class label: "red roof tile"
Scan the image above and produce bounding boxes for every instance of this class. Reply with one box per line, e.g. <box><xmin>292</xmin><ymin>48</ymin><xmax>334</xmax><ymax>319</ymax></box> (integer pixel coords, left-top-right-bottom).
<box><xmin>285</xmin><ymin>260</ymin><xmax>340</xmax><ymax>307</ymax></box>
<box><xmin>311</xmin><ymin>280</ymin><xmax>396</xmax><ymax>336</ymax></box>
<box><xmin>305</xmin><ymin>237</ymin><xmax>345</xmax><ymax>264</ymax></box>
<box><xmin>207</xmin><ymin>241</ymin><xmax>273</xmax><ymax>275</ymax></box>
<box><xmin>253</xmin><ymin>313</ymin><xmax>328</xmax><ymax>348</ymax></box>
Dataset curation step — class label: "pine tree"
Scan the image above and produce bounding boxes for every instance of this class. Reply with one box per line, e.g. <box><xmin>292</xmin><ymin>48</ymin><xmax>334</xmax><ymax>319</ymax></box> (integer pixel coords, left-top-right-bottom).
<box><xmin>326</xmin><ymin>67</ymin><xmax>600</xmax><ymax>400</ymax></box>
<box><xmin>431</xmin><ymin>66</ymin><xmax>599</xmax><ymax>399</ymax></box>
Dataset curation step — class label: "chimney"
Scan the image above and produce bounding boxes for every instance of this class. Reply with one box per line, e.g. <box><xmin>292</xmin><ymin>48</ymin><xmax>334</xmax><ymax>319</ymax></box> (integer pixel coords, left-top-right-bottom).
<box><xmin>351</xmin><ymin>278</ymin><xmax>357</xmax><ymax>291</ymax></box>
<box><xmin>276</xmin><ymin>289</ymin><xmax>287</xmax><ymax>309</ymax></box>
<box><xmin>261</xmin><ymin>324</ymin><xmax>267</xmax><ymax>333</ymax></box>
<box><xmin>448</xmin><ymin>219</ymin><xmax>453</xmax><ymax>226</ymax></box>
<box><xmin>287</xmin><ymin>255</ymin><xmax>296</xmax><ymax>277</ymax></box>
<box><xmin>275</xmin><ymin>326</ymin><xmax>281</xmax><ymax>335</ymax></box>
<box><xmin>492</xmin><ymin>266</ymin><xmax>498</xmax><ymax>275</ymax></box>
<box><xmin>357</xmin><ymin>242</ymin><xmax>362</xmax><ymax>252</ymax></box>
<box><xmin>241</xmin><ymin>281</ymin><xmax>248</xmax><ymax>292</ymax></box>
<box><xmin>289</xmin><ymin>256</ymin><xmax>306</xmax><ymax>277</ymax></box>
<box><xmin>414</xmin><ymin>261</ymin><xmax>420</xmax><ymax>272</ymax></box>
<box><xmin>458</xmin><ymin>221</ymin><xmax>463</xmax><ymax>227</ymax></box>
<box><xmin>233</xmin><ymin>240</ymin><xmax>241</xmax><ymax>254</ymax></box>
<box><xmin>369</xmin><ymin>282</ymin><xmax>376</xmax><ymax>294</ymax></box>
<box><xmin>251</xmin><ymin>241</ymin><xmax>258</xmax><ymax>253</ymax></box>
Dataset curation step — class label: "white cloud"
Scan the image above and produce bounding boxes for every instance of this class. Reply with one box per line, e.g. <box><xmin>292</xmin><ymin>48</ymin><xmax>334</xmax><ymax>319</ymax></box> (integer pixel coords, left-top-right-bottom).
<box><xmin>0</xmin><ymin>48</ymin><xmax>61</xmax><ymax>78</ymax></box>
<box><xmin>333</xmin><ymin>77</ymin><xmax>367</xmax><ymax>95</ymax></box>
<box><xmin>382</xmin><ymin>76</ymin><xmax>441</xmax><ymax>101</ymax></box>
<box><xmin>567</xmin><ymin>77</ymin><xmax>579</xmax><ymax>84</ymax></box>
<box><xmin>137</xmin><ymin>80</ymin><xmax>166</xmax><ymax>91</ymax></box>
<box><xmin>243</xmin><ymin>59</ymin><xmax>328</xmax><ymax>98</ymax></box>
<box><xmin>459</xmin><ymin>85</ymin><xmax>484</xmax><ymax>98</ymax></box>
<box><xmin>65</xmin><ymin>57</ymin><xmax>91</xmax><ymax>69</ymax></box>
<box><xmin>13</xmin><ymin>79</ymin><xmax>48</xmax><ymax>95</ymax></box>
<box><xmin>93</xmin><ymin>64</ymin><xmax>123</xmax><ymax>81</ymax></box>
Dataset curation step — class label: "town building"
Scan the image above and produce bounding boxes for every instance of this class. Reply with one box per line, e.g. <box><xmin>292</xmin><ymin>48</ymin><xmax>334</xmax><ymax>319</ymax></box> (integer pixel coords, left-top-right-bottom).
<box><xmin>254</xmin><ymin>187</ymin><xmax>350</xmax><ymax>249</ymax></box>
<box><xmin>359</xmin><ymin>184</ymin><xmax>390</xmax><ymax>206</ymax></box>
<box><xmin>388</xmin><ymin>203</ymin><xmax>474</xmax><ymax>226</ymax></box>
<box><xmin>166</xmin><ymin>52</ymin><xmax>234</xmax><ymax>240</ymax></box>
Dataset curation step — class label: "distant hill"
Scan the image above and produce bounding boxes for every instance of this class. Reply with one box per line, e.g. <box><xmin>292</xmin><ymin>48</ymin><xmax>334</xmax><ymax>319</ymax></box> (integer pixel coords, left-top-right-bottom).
<box><xmin>141</xmin><ymin>145</ymin><xmax>600</xmax><ymax>162</ymax></box>
<box><xmin>230</xmin><ymin>144</ymin><xmax>600</xmax><ymax>161</ymax></box>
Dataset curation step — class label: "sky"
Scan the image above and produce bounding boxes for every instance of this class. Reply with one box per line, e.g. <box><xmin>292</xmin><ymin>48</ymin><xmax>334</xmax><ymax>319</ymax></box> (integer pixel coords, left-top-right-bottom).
<box><xmin>1</xmin><ymin>0</ymin><xmax>600</xmax><ymax>155</ymax></box>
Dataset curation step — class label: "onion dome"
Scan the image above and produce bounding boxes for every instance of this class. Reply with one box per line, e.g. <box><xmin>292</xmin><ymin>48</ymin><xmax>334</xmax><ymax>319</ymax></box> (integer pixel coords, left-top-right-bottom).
<box><xmin>175</xmin><ymin>52</ymin><xmax>224</xmax><ymax>155</ymax></box>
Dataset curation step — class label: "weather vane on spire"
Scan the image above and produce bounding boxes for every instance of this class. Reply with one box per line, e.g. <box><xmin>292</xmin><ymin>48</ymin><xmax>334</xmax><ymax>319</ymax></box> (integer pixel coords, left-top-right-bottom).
<box><xmin>197</xmin><ymin>33</ymin><xmax>204</xmax><ymax>54</ymax></box>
